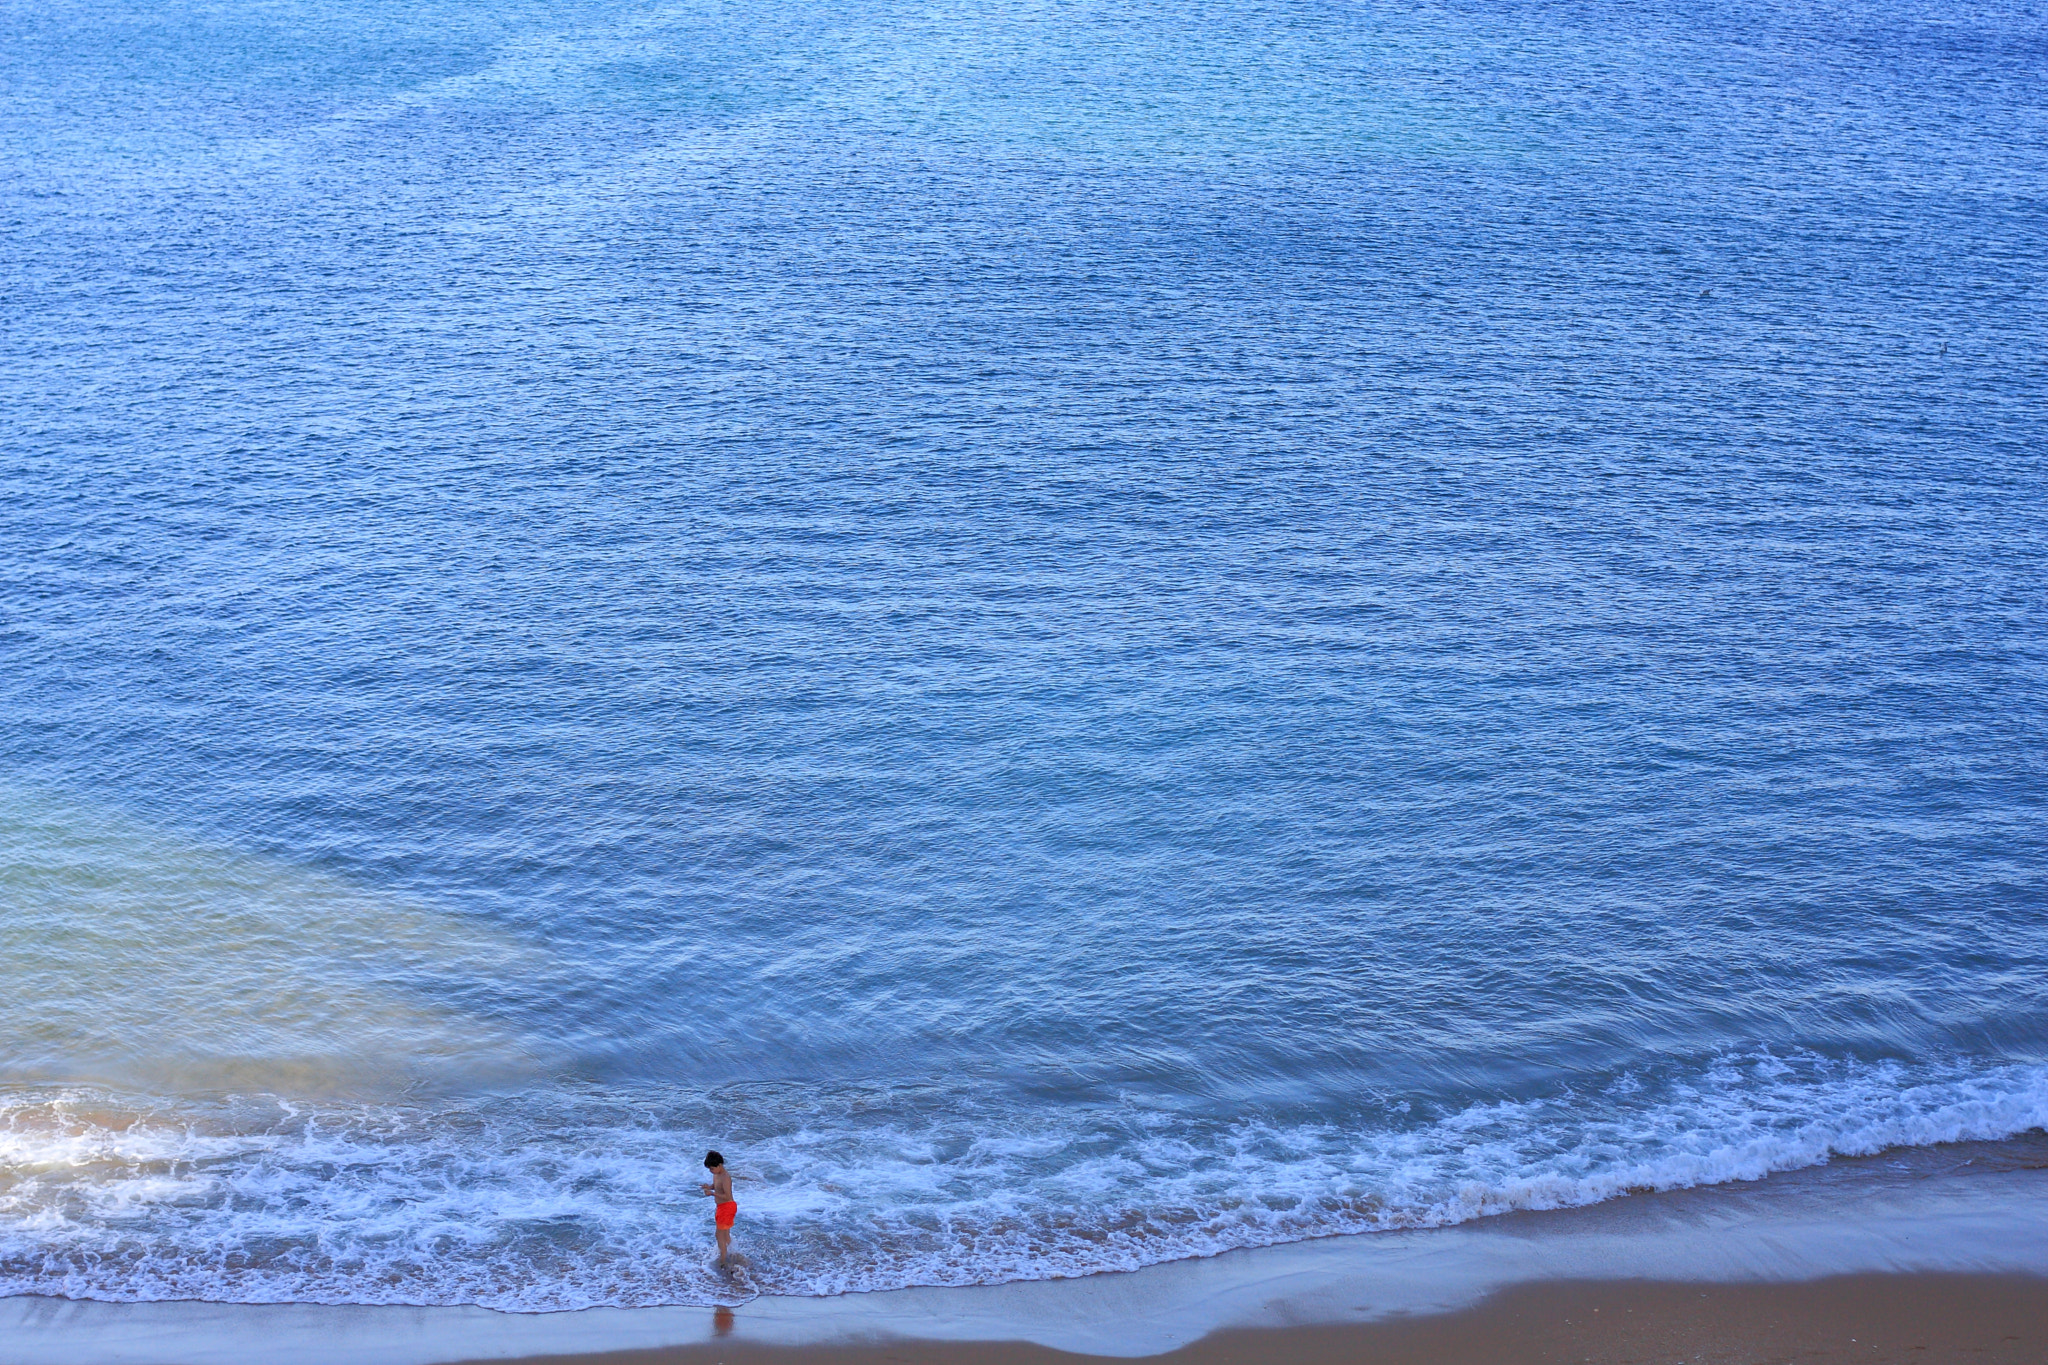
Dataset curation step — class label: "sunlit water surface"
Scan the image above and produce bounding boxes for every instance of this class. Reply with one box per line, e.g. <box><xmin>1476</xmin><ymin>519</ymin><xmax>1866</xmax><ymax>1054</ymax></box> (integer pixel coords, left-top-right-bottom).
<box><xmin>3</xmin><ymin>0</ymin><xmax>2046</xmax><ymax>1311</ymax></box>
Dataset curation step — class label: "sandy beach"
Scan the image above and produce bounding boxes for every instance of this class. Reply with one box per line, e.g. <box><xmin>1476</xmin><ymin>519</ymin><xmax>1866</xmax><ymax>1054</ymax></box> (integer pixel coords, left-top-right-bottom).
<box><xmin>462</xmin><ymin>1274</ymin><xmax>2048</xmax><ymax>1365</ymax></box>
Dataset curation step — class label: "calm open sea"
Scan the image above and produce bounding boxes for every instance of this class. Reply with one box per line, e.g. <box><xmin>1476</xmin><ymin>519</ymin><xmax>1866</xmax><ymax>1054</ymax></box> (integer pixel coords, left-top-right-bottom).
<box><xmin>3</xmin><ymin>0</ymin><xmax>2046</xmax><ymax>1313</ymax></box>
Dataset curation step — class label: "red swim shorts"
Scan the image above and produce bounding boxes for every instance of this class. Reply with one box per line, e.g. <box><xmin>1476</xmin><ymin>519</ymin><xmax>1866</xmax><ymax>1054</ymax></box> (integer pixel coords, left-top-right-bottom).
<box><xmin>715</xmin><ymin>1201</ymin><xmax>738</xmax><ymax>1229</ymax></box>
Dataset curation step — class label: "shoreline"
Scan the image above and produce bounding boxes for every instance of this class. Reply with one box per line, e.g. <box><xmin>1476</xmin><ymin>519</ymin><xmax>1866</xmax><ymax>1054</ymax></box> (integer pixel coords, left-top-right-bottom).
<box><xmin>5</xmin><ymin>1144</ymin><xmax>2046</xmax><ymax>1365</ymax></box>
<box><xmin>454</xmin><ymin>1274</ymin><xmax>2048</xmax><ymax>1365</ymax></box>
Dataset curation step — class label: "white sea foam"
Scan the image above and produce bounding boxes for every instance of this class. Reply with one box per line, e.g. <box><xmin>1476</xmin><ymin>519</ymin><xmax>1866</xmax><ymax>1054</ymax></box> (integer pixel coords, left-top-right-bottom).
<box><xmin>3</xmin><ymin>1052</ymin><xmax>2044</xmax><ymax>1311</ymax></box>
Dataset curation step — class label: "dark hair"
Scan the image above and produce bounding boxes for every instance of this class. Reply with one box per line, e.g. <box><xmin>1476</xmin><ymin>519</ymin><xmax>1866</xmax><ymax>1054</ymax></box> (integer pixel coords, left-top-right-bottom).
<box><xmin>704</xmin><ymin>1150</ymin><xmax>724</xmax><ymax>1169</ymax></box>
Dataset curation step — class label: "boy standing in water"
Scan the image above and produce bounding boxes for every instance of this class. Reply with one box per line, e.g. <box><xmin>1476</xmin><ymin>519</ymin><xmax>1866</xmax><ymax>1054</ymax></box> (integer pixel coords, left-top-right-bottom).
<box><xmin>699</xmin><ymin>1150</ymin><xmax>737</xmax><ymax>1268</ymax></box>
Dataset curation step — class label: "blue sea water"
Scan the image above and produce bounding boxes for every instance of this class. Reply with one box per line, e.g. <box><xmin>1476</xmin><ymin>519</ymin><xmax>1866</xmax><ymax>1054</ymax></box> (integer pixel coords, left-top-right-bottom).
<box><xmin>3</xmin><ymin>0</ymin><xmax>2047</xmax><ymax>1312</ymax></box>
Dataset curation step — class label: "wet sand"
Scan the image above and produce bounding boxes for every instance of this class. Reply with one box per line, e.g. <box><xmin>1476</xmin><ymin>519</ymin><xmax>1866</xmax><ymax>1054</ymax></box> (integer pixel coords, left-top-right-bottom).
<box><xmin>461</xmin><ymin>1273</ymin><xmax>2047</xmax><ymax>1365</ymax></box>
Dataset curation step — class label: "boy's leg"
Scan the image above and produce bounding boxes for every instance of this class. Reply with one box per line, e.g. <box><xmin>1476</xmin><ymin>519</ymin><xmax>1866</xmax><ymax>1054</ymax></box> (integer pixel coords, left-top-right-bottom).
<box><xmin>716</xmin><ymin>1226</ymin><xmax>731</xmax><ymax>1265</ymax></box>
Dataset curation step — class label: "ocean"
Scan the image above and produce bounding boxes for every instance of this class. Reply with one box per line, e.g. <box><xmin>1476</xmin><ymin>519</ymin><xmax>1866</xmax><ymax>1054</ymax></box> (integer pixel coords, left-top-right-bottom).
<box><xmin>2</xmin><ymin>0</ymin><xmax>2045</xmax><ymax>1316</ymax></box>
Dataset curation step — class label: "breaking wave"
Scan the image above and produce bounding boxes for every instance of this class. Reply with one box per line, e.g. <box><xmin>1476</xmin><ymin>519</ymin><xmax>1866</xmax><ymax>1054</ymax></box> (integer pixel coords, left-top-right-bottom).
<box><xmin>4</xmin><ymin>1051</ymin><xmax>2044</xmax><ymax>1310</ymax></box>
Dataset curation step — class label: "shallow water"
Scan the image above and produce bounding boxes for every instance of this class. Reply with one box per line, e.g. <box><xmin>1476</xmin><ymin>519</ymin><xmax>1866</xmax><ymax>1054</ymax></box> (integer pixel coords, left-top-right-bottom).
<box><xmin>3</xmin><ymin>0</ymin><xmax>2046</xmax><ymax>1312</ymax></box>
<box><xmin>9</xmin><ymin>1144</ymin><xmax>2048</xmax><ymax>1365</ymax></box>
